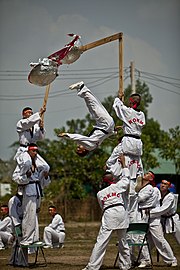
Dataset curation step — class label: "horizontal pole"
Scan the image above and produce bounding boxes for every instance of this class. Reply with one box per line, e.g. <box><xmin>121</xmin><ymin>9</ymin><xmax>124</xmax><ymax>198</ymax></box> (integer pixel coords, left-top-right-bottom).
<box><xmin>79</xmin><ymin>32</ymin><xmax>123</xmax><ymax>52</ymax></box>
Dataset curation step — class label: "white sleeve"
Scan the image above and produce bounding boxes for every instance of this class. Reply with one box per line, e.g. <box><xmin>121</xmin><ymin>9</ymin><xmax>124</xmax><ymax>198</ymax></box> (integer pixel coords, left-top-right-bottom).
<box><xmin>0</xmin><ymin>217</ymin><xmax>11</xmax><ymax>231</ymax></box>
<box><xmin>49</xmin><ymin>215</ymin><xmax>63</xmax><ymax>229</ymax></box>
<box><xmin>113</xmin><ymin>98</ymin><xmax>131</xmax><ymax>124</ymax></box>
<box><xmin>150</xmin><ymin>195</ymin><xmax>174</xmax><ymax>218</ymax></box>
<box><xmin>8</xmin><ymin>198</ymin><xmax>22</xmax><ymax>226</ymax></box>
<box><xmin>17</xmin><ymin>112</ymin><xmax>41</xmax><ymax>132</ymax></box>
<box><xmin>116</xmin><ymin>168</ymin><xmax>130</xmax><ymax>191</ymax></box>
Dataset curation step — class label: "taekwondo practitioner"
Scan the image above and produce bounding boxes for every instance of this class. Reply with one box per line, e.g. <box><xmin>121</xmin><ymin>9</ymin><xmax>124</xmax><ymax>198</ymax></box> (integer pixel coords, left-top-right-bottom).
<box><xmin>150</xmin><ymin>179</ymin><xmax>180</xmax><ymax>245</ymax></box>
<box><xmin>12</xmin><ymin>143</ymin><xmax>51</xmax><ymax>246</ymax></box>
<box><xmin>0</xmin><ymin>205</ymin><xmax>13</xmax><ymax>250</ymax></box>
<box><xmin>82</xmin><ymin>154</ymin><xmax>131</xmax><ymax>270</ymax></box>
<box><xmin>43</xmin><ymin>205</ymin><xmax>65</xmax><ymax>249</ymax></box>
<box><xmin>134</xmin><ymin>173</ymin><xmax>177</xmax><ymax>268</ymax></box>
<box><xmin>58</xmin><ymin>81</ymin><xmax>115</xmax><ymax>157</ymax></box>
<box><xmin>105</xmin><ymin>92</ymin><xmax>145</xmax><ymax>183</ymax></box>
<box><xmin>8</xmin><ymin>190</ymin><xmax>29</xmax><ymax>267</ymax></box>
<box><xmin>13</xmin><ymin>106</ymin><xmax>49</xmax><ymax>184</ymax></box>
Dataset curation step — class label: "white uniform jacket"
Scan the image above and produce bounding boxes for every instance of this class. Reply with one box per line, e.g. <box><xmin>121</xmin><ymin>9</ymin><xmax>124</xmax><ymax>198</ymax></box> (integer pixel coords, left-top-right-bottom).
<box><xmin>22</xmin><ymin>169</ymin><xmax>50</xmax><ymax>198</ymax></box>
<box><xmin>113</xmin><ymin>97</ymin><xmax>145</xmax><ymax>156</ymax></box>
<box><xmin>48</xmin><ymin>214</ymin><xmax>65</xmax><ymax>233</ymax></box>
<box><xmin>97</xmin><ymin>168</ymin><xmax>130</xmax><ymax>230</ymax></box>
<box><xmin>137</xmin><ymin>185</ymin><xmax>161</xmax><ymax>225</ymax></box>
<box><xmin>17</xmin><ymin>112</ymin><xmax>45</xmax><ymax>145</ymax></box>
<box><xmin>150</xmin><ymin>192</ymin><xmax>179</xmax><ymax>233</ymax></box>
<box><xmin>8</xmin><ymin>195</ymin><xmax>23</xmax><ymax>227</ymax></box>
<box><xmin>14</xmin><ymin>112</ymin><xmax>46</xmax><ymax>161</ymax></box>
<box><xmin>0</xmin><ymin>216</ymin><xmax>13</xmax><ymax>234</ymax></box>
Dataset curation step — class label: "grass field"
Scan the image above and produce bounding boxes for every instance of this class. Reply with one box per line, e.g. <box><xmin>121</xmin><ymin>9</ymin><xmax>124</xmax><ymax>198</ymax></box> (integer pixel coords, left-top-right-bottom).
<box><xmin>0</xmin><ymin>222</ymin><xmax>179</xmax><ymax>270</ymax></box>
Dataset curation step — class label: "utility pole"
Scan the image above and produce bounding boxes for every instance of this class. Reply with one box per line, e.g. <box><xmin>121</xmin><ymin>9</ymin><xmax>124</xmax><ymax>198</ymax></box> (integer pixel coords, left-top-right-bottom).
<box><xmin>130</xmin><ymin>61</ymin><xmax>135</xmax><ymax>94</ymax></box>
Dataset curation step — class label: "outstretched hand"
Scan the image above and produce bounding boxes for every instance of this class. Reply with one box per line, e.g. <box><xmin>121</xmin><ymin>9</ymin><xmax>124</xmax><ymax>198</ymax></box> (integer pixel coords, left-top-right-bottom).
<box><xmin>39</xmin><ymin>106</ymin><xmax>46</xmax><ymax>117</ymax></box>
<box><xmin>118</xmin><ymin>92</ymin><xmax>124</xmax><ymax>101</ymax></box>
<box><xmin>39</xmin><ymin>119</ymin><xmax>44</xmax><ymax>129</ymax></box>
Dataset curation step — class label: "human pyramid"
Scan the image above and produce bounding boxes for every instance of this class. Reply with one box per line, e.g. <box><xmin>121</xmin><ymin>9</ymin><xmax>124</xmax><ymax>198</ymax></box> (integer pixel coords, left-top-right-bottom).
<box><xmin>0</xmin><ymin>81</ymin><xmax>179</xmax><ymax>269</ymax></box>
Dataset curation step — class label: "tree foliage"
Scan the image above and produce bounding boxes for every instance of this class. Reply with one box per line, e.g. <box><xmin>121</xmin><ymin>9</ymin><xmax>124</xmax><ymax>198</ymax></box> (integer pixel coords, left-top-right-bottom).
<box><xmin>159</xmin><ymin>126</ymin><xmax>180</xmax><ymax>175</ymax></box>
<box><xmin>2</xmin><ymin>80</ymin><xmax>177</xmax><ymax>200</ymax></box>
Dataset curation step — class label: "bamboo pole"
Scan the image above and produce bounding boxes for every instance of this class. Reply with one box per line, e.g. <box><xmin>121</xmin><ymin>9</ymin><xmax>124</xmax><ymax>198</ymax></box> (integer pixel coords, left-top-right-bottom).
<box><xmin>130</xmin><ymin>61</ymin><xmax>136</xmax><ymax>94</ymax></box>
<box><xmin>41</xmin><ymin>84</ymin><xmax>51</xmax><ymax>121</ymax></box>
<box><xmin>79</xmin><ymin>33</ymin><xmax>123</xmax><ymax>52</ymax></box>
<box><xmin>119</xmin><ymin>33</ymin><xmax>124</xmax><ymax>101</ymax></box>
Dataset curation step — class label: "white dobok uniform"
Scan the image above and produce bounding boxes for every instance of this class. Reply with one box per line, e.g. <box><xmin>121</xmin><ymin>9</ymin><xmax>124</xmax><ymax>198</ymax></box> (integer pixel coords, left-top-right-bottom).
<box><xmin>13</xmin><ymin>112</ymin><xmax>49</xmax><ymax>184</ymax></box>
<box><xmin>43</xmin><ymin>213</ymin><xmax>65</xmax><ymax>248</ymax></box>
<box><xmin>135</xmin><ymin>184</ymin><xmax>177</xmax><ymax>265</ymax></box>
<box><xmin>150</xmin><ymin>192</ymin><xmax>180</xmax><ymax>245</ymax></box>
<box><xmin>18</xmin><ymin>167</ymin><xmax>50</xmax><ymax>246</ymax></box>
<box><xmin>8</xmin><ymin>194</ymin><xmax>28</xmax><ymax>267</ymax></box>
<box><xmin>113</xmin><ymin>97</ymin><xmax>145</xmax><ymax>156</ymax></box>
<box><xmin>65</xmin><ymin>86</ymin><xmax>115</xmax><ymax>151</ymax></box>
<box><xmin>84</xmin><ymin>168</ymin><xmax>131</xmax><ymax>270</ymax></box>
<box><xmin>106</xmin><ymin>98</ymin><xmax>145</xmax><ymax>181</ymax></box>
<box><xmin>0</xmin><ymin>216</ymin><xmax>13</xmax><ymax>249</ymax></box>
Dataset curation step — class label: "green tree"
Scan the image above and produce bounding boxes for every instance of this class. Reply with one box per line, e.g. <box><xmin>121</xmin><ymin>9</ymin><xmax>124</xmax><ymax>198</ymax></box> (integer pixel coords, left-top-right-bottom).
<box><xmin>159</xmin><ymin>126</ymin><xmax>180</xmax><ymax>175</ymax></box>
<box><xmin>5</xmin><ymin>80</ymin><xmax>175</xmax><ymax>200</ymax></box>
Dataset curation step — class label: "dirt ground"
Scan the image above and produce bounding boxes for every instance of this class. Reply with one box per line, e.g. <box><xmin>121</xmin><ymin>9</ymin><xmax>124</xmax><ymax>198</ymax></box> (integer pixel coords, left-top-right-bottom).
<box><xmin>0</xmin><ymin>222</ymin><xmax>179</xmax><ymax>270</ymax></box>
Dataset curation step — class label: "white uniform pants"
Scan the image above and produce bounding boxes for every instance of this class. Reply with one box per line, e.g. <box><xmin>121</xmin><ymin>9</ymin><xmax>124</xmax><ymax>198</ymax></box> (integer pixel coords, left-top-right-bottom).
<box><xmin>77</xmin><ymin>86</ymin><xmax>114</xmax><ymax>132</ymax></box>
<box><xmin>86</xmin><ymin>226</ymin><xmax>131</xmax><ymax>270</ymax></box>
<box><xmin>20</xmin><ymin>195</ymin><xmax>39</xmax><ymax>245</ymax></box>
<box><xmin>43</xmin><ymin>227</ymin><xmax>65</xmax><ymax>247</ymax></box>
<box><xmin>140</xmin><ymin>224</ymin><xmax>177</xmax><ymax>264</ymax></box>
<box><xmin>0</xmin><ymin>231</ymin><xmax>13</xmax><ymax>248</ymax></box>
<box><xmin>9</xmin><ymin>238</ymin><xmax>28</xmax><ymax>266</ymax></box>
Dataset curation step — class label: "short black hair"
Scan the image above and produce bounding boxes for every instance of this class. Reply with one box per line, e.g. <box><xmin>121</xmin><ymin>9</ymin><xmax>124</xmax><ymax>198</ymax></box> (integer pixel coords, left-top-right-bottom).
<box><xmin>28</xmin><ymin>143</ymin><xmax>38</xmax><ymax>148</ymax></box>
<box><xmin>48</xmin><ymin>205</ymin><xmax>56</xmax><ymax>209</ymax></box>
<box><xmin>22</xmin><ymin>107</ymin><xmax>33</xmax><ymax>114</ymax></box>
<box><xmin>130</xmin><ymin>93</ymin><xmax>141</xmax><ymax>98</ymax></box>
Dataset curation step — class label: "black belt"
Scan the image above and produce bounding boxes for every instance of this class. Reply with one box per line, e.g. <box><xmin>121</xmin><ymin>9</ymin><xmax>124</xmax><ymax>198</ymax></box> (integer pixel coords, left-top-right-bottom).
<box><xmin>103</xmin><ymin>203</ymin><xmax>124</xmax><ymax>214</ymax></box>
<box><xmin>60</xmin><ymin>230</ymin><xmax>65</xmax><ymax>233</ymax></box>
<box><xmin>28</xmin><ymin>181</ymin><xmax>43</xmax><ymax>198</ymax></box>
<box><xmin>20</xmin><ymin>144</ymin><xmax>29</xmax><ymax>147</ymax></box>
<box><xmin>162</xmin><ymin>213</ymin><xmax>176</xmax><ymax>218</ymax></box>
<box><xmin>88</xmin><ymin>127</ymin><xmax>109</xmax><ymax>137</ymax></box>
<box><xmin>124</xmin><ymin>134</ymin><xmax>140</xmax><ymax>139</ymax></box>
<box><xmin>162</xmin><ymin>213</ymin><xmax>176</xmax><ymax>232</ymax></box>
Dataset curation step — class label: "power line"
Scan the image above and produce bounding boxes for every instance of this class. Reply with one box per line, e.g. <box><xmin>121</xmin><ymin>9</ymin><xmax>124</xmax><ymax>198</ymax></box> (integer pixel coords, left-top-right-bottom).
<box><xmin>0</xmin><ymin>67</ymin><xmax>180</xmax><ymax>101</ymax></box>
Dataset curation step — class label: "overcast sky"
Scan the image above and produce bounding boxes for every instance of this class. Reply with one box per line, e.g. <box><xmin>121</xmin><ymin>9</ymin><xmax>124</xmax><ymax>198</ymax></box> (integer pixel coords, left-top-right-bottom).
<box><xmin>0</xmin><ymin>0</ymin><xmax>180</xmax><ymax>160</ymax></box>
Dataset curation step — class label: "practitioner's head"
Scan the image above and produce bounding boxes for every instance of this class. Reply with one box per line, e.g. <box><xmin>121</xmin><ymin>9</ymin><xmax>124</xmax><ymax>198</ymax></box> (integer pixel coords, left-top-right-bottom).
<box><xmin>28</xmin><ymin>143</ymin><xmax>38</xmax><ymax>158</ymax></box>
<box><xmin>48</xmin><ymin>205</ymin><xmax>57</xmax><ymax>217</ymax></box>
<box><xmin>22</xmin><ymin>107</ymin><xmax>33</xmax><ymax>119</ymax></box>
<box><xmin>129</xmin><ymin>94</ymin><xmax>141</xmax><ymax>109</ymax></box>
<box><xmin>76</xmin><ymin>145</ymin><xmax>89</xmax><ymax>157</ymax></box>
<box><xmin>143</xmin><ymin>171</ymin><xmax>155</xmax><ymax>186</ymax></box>
<box><xmin>99</xmin><ymin>173</ymin><xmax>116</xmax><ymax>190</ymax></box>
<box><xmin>0</xmin><ymin>205</ymin><xmax>9</xmax><ymax>216</ymax></box>
<box><xmin>160</xmin><ymin>179</ymin><xmax>171</xmax><ymax>193</ymax></box>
